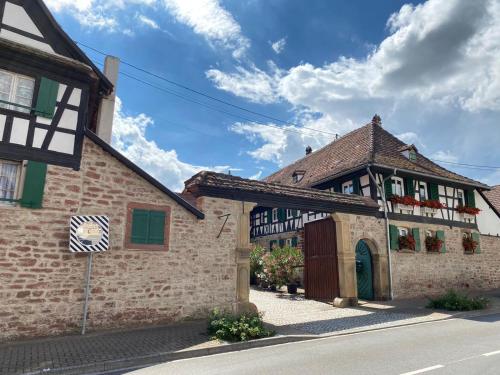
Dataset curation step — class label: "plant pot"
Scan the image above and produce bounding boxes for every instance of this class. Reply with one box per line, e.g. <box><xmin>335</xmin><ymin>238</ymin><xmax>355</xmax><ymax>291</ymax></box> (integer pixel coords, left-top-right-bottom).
<box><xmin>250</xmin><ymin>274</ymin><xmax>257</xmax><ymax>285</ymax></box>
<box><xmin>270</xmin><ymin>285</ymin><xmax>277</xmax><ymax>292</ymax></box>
<box><xmin>287</xmin><ymin>283</ymin><xmax>298</xmax><ymax>294</ymax></box>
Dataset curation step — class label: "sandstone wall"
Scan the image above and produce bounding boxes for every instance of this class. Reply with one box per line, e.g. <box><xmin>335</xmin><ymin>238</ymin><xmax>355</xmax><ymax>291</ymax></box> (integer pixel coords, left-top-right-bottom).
<box><xmin>0</xmin><ymin>138</ymin><xmax>239</xmax><ymax>339</ymax></box>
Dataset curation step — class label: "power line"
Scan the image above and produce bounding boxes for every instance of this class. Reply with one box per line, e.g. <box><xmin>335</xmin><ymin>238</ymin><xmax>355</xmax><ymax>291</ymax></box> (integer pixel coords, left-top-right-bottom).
<box><xmin>78</xmin><ymin>41</ymin><xmax>338</xmax><ymax>137</ymax></box>
<box><xmin>431</xmin><ymin>159</ymin><xmax>500</xmax><ymax>171</ymax></box>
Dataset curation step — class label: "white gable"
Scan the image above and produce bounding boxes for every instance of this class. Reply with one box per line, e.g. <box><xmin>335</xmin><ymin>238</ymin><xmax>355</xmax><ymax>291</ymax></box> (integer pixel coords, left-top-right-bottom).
<box><xmin>3</xmin><ymin>2</ymin><xmax>43</xmax><ymax>37</ymax></box>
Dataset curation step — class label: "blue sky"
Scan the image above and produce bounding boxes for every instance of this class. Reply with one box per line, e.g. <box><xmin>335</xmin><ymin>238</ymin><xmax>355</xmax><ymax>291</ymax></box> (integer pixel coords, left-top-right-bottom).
<box><xmin>46</xmin><ymin>0</ymin><xmax>500</xmax><ymax>191</ymax></box>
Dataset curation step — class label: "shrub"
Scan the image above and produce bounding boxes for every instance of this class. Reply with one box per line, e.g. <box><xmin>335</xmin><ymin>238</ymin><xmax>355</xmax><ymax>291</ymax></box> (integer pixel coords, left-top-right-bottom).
<box><xmin>208</xmin><ymin>309</ymin><xmax>275</xmax><ymax>342</ymax></box>
<box><xmin>262</xmin><ymin>246</ymin><xmax>303</xmax><ymax>288</ymax></box>
<box><xmin>250</xmin><ymin>245</ymin><xmax>266</xmax><ymax>282</ymax></box>
<box><xmin>427</xmin><ymin>290</ymin><xmax>489</xmax><ymax>311</ymax></box>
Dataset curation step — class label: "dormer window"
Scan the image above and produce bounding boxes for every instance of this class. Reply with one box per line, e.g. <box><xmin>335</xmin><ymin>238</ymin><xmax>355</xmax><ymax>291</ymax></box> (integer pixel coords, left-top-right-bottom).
<box><xmin>399</xmin><ymin>144</ymin><xmax>418</xmax><ymax>162</ymax></box>
<box><xmin>292</xmin><ymin>170</ymin><xmax>305</xmax><ymax>183</ymax></box>
<box><xmin>409</xmin><ymin>150</ymin><xmax>417</xmax><ymax>161</ymax></box>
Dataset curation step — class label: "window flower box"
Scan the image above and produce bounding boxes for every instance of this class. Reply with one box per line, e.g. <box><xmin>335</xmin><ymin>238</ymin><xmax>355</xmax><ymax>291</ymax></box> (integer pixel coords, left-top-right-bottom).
<box><xmin>390</xmin><ymin>195</ymin><xmax>419</xmax><ymax>214</ymax></box>
<box><xmin>425</xmin><ymin>236</ymin><xmax>443</xmax><ymax>253</ymax></box>
<box><xmin>398</xmin><ymin>234</ymin><xmax>416</xmax><ymax>251</ymax></box>
<box><xmin>463</xmin><ymin>235</ymin><xmax>478</xmax><ymax>254</ymax></box>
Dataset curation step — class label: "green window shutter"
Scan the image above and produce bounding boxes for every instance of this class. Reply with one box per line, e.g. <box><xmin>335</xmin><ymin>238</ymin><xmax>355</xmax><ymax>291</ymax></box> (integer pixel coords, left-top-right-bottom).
<box><xmin>384</xmin><ymin>178</ymin><xmax>393</xmax><ymax>199</ymax></box>
<box><xmin>148</xmin><ymin>210</ymin><xmax>165</xmax><ymax>244</ymax></box>
<box><xmin>472</xmin><ymin>232</ymin><xmax>481</xmax><ymax>253</ymax></box>
<box><xmin>389</xmin><ymin>224</ymin><xmax>399</xmax><ymax>250</ymax></box>
<box><xmin>131</xmin><ymin>209</ymin><xmax>149</xmax><ymax>244</ymax></box>
<box><xmin>333</xmin><ymin>183</ymin><xmax>341</xmax><ymax>193</ymax></box>
<box><xmin>436</xmin><ymin>230</ymin><xmax>446</xmax><ymax>253</ymax></box>
<box><xmin>279</xmin><ymin>239</ymin><xmax>285</xmax><ymax>248</ymax></box>
<box><xmin>277</xmin><ymin>208</ymin><xmax>285</xmax><ymax>221</ymax></box>
<box><xmin>405</xmin><ymin>177</ymin><xmax>415</xmax><ymax>197</ymax></box>
<box><xmin>428</xmin><ymin>183</ymin><xmax>439</xmax><ymax>200</ymax></box>
<box><xmin>20</xmin><ymin>161</ymin><xmax>47</xmax><ymax>209</ymax></box>
<box><xmin>465</xmin><ymin>190</ymin><xmax>476</xmax><ymax>208</ymax></box>
<box><xmin>353</xmin><ymin>177</ymin><xmax>361</xmax><ymax>195</ymax></box>
<box><xmin>291</xmin><ymin>237</ymin><xmax>298</xmax><ymax>247</ymax></box>
<box><xmin>412</xmin><ymin>228</ymin><xmax>421</xmax><ymax>252</ymax></box>
<box><xmin>35</xmin><ymin>77</ymin><xmax>59</xmax><ymax>119</ymax></box>
<box><xmin>291</xmin><ymin>209</ymin><xmax>297</xmax><ymax>217</ymax></box>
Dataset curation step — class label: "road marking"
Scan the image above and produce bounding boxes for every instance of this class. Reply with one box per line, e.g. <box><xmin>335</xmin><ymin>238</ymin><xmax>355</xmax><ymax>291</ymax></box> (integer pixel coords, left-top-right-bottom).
<box><xmin>482</xmin><ymin>350</ymin><xmax>500</xmax><ymax>357</ymax></box>
<box><xmin>400</xmin><ymin>365</ymin><xmax>444</xmax><ymax>375</ymax></box>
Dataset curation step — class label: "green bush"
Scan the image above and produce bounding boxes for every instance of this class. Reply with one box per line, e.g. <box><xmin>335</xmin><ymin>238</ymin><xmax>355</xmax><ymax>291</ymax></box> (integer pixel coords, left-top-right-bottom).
<box><xmin>250</xmin><ymin>245</ymin><xmax>266</xmax><ymax>282</ymax></box>
<box><xmin>262</xmin><ymin>246</ymin><xmax>304</xmax><ymax>288</ymax></box>
<box><xmin>208</xmin><ymin>309</ymin><xmax>275</xmax><ymax>342</ymax></box>
<box><xmin>427</xmin><ymin>290</ymin><xmax>489</xmax><ymax>311</ymax></box>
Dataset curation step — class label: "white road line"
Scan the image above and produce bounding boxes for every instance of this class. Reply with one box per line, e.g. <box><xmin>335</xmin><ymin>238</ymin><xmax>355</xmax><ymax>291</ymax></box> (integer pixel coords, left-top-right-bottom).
<box><xmin>482</xmin><ymin>350</ymin><xmax>500</xmax><ymax>357</ymax></box>
<box><xmin>400</xmin><ymin>365</ymin><xmax>445</xmax><ymax>375</ymax></box>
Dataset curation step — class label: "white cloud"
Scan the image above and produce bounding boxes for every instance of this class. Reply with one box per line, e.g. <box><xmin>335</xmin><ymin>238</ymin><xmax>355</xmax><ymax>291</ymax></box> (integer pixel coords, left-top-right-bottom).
<box><xmin>112</xmin><ymin>98</ymin><xmax>231</xmax><ymax>191</ymax></box>
<box><xmin>270</xmin><ymin>37</ymin><xmax>286</xmax><ymax>54</ymax></box>
<box><xmin>249</xmin><ymin>170</ymin><xmax>263</xmax><ymax>180</ymax></box>
<box><xmin>162</xmin><ymin>0</ymin><xmax>250</xmax><ymax>58</ymax></box>
<box><xmin>207</xmin><ymin>0</ymin><xmax>500</xmax><ymax>173</ymax></box>
<box><xmin>430</xmin><ymin>150</ymin><xmax>459</xmax><ymax>164</ymax></box>
<box><xmin>137</xmin><ymin>14</ymin><xmax>160</xmax><ymax>29</ymax></box>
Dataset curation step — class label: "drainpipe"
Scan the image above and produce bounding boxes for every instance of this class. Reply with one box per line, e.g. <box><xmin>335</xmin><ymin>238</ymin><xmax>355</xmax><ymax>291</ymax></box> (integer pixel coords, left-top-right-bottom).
<box><xmin>367</xmin><ymin>166</ymin><xmax>396</xmax><ymax>300</ymax></box>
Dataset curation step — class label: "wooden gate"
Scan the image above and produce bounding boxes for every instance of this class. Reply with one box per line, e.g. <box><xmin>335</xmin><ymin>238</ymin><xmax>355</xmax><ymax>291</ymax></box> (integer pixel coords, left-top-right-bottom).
<box><xmin>304</xmin><ymin>218</ymin><xmax>339</xmax><ymax>301</ymax></box>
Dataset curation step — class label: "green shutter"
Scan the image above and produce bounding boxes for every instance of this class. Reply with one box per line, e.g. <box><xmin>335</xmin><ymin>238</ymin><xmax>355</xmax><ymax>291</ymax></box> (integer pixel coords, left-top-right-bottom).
<box><xmin>131</xmin><ymin>209</ymin><xmax>149</xmax><ymax>244</ymax></box>
<box><xmin>384</xmin><ymin>178</ymin><xmax>393</xmax><ymax>199</ymax></box>
<box><xmin>428</xmin><ymin>183</ymin><xmax>439</xmax><ymax>200</ymax></box>
<box><xmin>436</xmin><ymin>230</ymin><xmax>446</xmax><ymax>253</ymax></box>
<box><xmin>472</xmin><ymin>232</ymin><xmax>481</xmax><ymax>253</ymax></box>
<box><xmin>148</xmin><ymin>210</ymin><xmax>165</xmax><ymax>244</ymax></box>
<box><xmin>279</xmin><ymin>239</ymin><xmax>285</xmax><ymax>248</ymax></box>
<box><xmin>291</xmin><ymin>209</ymin><xmax>297</xmax><ymax>217</ymax></box>
<box><xmin>291</xmin><ymin>237</ymin><xmax>298</xmax><ymax>247</ymax></box>
<box><xmin>389</xmin><ymin>224</ymin><xmax>399</xmax><ymax>250</ymax></box>
<box><xmin>20</xmin><ymin>161</ymin><xmax>47</xmax><ymax>209</ymax></box>
<box><xmin>353</xmin><ymin>177</ymin><xmax>361</xmax><ymax>195</ymax></box>
<box><xmin>465</xmin><ymin>190</ymin><xmax>476</xmax><ymax>208</ymax></box>
<box><xmin>35</xmin><ymin>77</ymin><xmax>59</xmax><ymax>119</ymax></box>
<box><xmin>277</xmin><ymin>208</ymin><xmax>285</xmax><ymax>221</ymax></box>
<box><xmin>405</xmin><ymin>177</ymin><xmax>415</xmax><ymax>197</ymax></box>
<box><xmin>334</xmin><ymin>183</ymin><xmax>341</xmax><ymax>193</ymax></box>
<box><xmin>412</xmin><ymin>228</ymin><xmax>421</xmax><ymax>252</ymax></box>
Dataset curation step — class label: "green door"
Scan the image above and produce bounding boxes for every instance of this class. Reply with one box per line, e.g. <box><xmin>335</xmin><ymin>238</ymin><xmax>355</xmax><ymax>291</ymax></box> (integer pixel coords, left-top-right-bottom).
<box><xmin>356</xmin><ymin>240</ymin><xmax>374</xmax><ymax>300</ymax></box>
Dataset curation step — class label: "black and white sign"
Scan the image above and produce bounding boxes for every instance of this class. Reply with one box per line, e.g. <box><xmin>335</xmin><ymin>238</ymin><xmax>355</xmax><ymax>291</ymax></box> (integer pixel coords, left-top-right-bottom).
<box><xmin>70</xmin><ymin>216</ymin><xmax>109</xmax><ymax>252</ymax></box>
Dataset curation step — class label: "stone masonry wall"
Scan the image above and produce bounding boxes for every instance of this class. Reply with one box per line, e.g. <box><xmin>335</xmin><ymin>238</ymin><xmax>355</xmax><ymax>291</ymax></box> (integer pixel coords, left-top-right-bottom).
<box><xmin>390</xmin><ymin>220</ymin><xmax>500</xmax><ymax>298</ymax></box>
<box><xmin>0</xmin><ymin>137</ymin><xmax>240</xmax><ymax>340</ymax></box>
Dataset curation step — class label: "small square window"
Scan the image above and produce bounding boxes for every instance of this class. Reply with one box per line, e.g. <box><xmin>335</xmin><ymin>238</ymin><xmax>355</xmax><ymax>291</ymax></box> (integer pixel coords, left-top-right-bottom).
<box><xmin>343</xmin><ymin>181</ymin><xmax>354</xmax><ymax>194</ymax></box>
<box><xmin>126</xmin><ymin>203</ymin><xmax>170</xmax><ymax>251</ymax></box>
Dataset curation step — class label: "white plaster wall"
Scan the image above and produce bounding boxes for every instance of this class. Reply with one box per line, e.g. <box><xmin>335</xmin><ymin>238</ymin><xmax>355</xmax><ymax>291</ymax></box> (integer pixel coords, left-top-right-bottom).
<box><xmin>476</xmin><ymin>191</ymin><xmax>500</xmax><ymax>236</ymax></box>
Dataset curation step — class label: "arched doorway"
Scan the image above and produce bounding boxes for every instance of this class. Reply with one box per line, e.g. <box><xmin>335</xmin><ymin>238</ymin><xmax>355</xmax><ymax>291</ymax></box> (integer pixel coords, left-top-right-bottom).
<box><xmin>355</xmin><ymin>240</ymin><xmax>374</xmax><ymax>300</ymax></box>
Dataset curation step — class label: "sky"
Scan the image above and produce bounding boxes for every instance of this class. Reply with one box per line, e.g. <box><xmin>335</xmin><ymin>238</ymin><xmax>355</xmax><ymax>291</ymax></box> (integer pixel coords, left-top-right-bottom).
<box><xmin>45</xmin><ymin>0</ymin><xmax>500</xmax><ymax>192</ymax></box>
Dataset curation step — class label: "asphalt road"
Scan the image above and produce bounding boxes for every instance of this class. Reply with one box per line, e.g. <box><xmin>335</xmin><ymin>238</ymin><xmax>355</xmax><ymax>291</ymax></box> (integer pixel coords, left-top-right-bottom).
<box><xmin>125</xmin><ymin>313</ymin><xmax>500</xmax><ymax>375</ymax></box>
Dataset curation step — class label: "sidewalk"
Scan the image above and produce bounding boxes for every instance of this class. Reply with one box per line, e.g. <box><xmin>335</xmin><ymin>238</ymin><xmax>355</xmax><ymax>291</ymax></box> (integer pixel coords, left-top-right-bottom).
<box><xmin>2</xmin><ymin>290</ymin><xmax>500</xmax><ymax>375</ymax></box>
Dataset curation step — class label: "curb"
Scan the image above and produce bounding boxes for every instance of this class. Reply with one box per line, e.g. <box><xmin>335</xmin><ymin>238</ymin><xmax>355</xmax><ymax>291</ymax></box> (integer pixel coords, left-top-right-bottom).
<box><xmin>24</xmin><ymin>334</ymin><xmax>316</xmax><ymax>375</ymax></box>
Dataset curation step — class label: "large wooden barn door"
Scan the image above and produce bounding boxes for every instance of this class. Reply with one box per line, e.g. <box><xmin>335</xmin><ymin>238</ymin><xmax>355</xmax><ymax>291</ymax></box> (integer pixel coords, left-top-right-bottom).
<box><xmin>304</xmin><ymin>218</ymin><xmax>339</xmax><ymax>301</ymax></box>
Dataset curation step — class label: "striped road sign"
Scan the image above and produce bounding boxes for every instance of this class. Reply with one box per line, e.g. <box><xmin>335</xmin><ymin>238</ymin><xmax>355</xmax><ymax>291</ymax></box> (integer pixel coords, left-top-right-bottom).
<box><xmin>70</xmin><ymin>216</ymin><xmax>109</xmax><ymax>252</ymax></box>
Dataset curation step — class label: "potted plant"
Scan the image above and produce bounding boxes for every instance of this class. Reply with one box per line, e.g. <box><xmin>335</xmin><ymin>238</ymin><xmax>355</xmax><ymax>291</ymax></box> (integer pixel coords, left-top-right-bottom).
<box><xmin>425</xmin><ymin>235</ymin><xmax>443</xmax><ymax>252</ymax></box>
<box><xmin>390</xmin><ymin>195</ymin><xmax>420</xmax><ymax>214</ymax></box>
<box><xmin>398</xmin><ymin>233</ymin><xmax>416</xmax><ymax>251</ymax></box>
<box><xmin>463</xmin><ymin>235</ymin><xmax>478</xmax><ymax>253</ymax></box>
<box><xmin>456</xmin><ymin>205</ymin><xmax>481</xmax><ymax>221</ymax></box>
<box><xmin>420</xmin><ymin>200</ymin><xmax>445</xmax><ymax>216</ymax></box>
<box><xmin>261</xmin><ymin>246</ymin><xmax>303</xmax><ymax>293</ymax></box>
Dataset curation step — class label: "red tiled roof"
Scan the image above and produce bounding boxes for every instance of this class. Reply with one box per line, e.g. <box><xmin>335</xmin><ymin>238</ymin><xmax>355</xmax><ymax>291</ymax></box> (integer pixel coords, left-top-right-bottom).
<box><xmin>265</xmin><ymin>119</ymin><xmax>486</xmax><ymax>188</ymax></box>
<box><xmin>484</xmin><ymin>186</ymin><xmax>500</xmax><ymax>213</ymax></box>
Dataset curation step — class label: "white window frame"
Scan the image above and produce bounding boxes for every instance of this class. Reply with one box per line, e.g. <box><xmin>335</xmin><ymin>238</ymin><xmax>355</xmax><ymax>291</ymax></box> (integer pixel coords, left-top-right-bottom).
<box><xmin>272</xmin><ymin>208</ymin><xmax>278</xmax><ymax>223</ymax></box>
<box><xmin>398</xmin><ymin>227</ymin><xmax>409</xmax><ymax>237</ymax></box>
<box><xmin>392</xmin><ymin>177</ymin><xmax>405</xmax><ymax>196</ymax></box>
<box><xmin>0</xmin><ymin>69</ymin><xmax>35</xmax><ymax>113</ymax></box>
<box><xmin>286</xmin><ymin>209</ymin><xmax>293</xmax><ymax>219</ymax></box>
<box><xmin>425</xmin><ymin>230</ymin><xmax>434</xmax><ymax>238</ymax></box>
<box><xmin>285</xmin><ymin>238</ymin><xmax>293</xmax><ymax>247</ymax></box>
<box><xmin>418</xmin><ymin>182</ymin><xmax>427</xmax><ymax>200</ymax></box>
<box><xmin>457</xmin><ymin>190</ymin><xmax>464</xmax><ymax>206</ymax></box>
<box><xmin>0</xmin><ymin>159</ymin><xmax>23</xmax><ymax>206</ymax></box>
<box><xmin>255</xmin><ymin>215</ymin><xmax>260</xmax><ymax>226</ymax></box>
<box><xmin>263</xmin><ymin>211</ymin><xmax>268</xmax><ymax>224</ymax></box>
<box><xmin>342</xmin><ymin>181</ymin><xmax>354</xmax><ymax>195</ymax></box>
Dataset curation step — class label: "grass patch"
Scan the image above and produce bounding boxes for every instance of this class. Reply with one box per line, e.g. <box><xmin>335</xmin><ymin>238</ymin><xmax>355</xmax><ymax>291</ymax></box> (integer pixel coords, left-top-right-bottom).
<box><xmin>427</xmin><ymin>290</ymin><xmax>489</xmax><ymax>311</ymax></box>
<box><xmin>208</xmin><ymin>309</ymin><xmax>275</xmax><ymax>342</ymax></box>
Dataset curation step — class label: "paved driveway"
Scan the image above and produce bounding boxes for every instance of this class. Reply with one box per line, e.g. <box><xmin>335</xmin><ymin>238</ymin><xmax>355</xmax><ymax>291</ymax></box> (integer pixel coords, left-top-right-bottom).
<box><xmin>250</xmin><ymin>287</ymin><xmax>447</xmax><ymax>336</ymax></box>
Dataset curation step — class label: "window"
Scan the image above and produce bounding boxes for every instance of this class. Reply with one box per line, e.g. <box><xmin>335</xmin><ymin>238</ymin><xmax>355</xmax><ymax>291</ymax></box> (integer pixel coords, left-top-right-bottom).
<box><xmin>425</xmin><ymin>230</ymin><xmax>434</xmax><ymax>238</ymax></box>
<box><xmin>409</xmin><ymin>150</ymin><xmax>417</xmax><ymax>161</ymax></box>
<box><xmin>0</xmin><ymin>69</ymin><xmax>35</xmax><ymax>113</ymax></box>
<box><xmin>457</xmin><ymin>191</ymin><xmax>464</xmax><ymax>206</ymax></box>
<box><xmin>0</xmin><ymin>159</ymin><xmax>22</xmax><ymax>204</ymax></box>
<box><xmin>292</xmin><ymin>171</ymin><xmax>305</xmax><ymax>183</ymax></box>
<box><xmin>262</xmin><ymin>211</ymin><xmax>268</xmax><ymax>224</ymax></box>
<box><xmin>285</xmin><ymin>238</ymin><xmax>293</xmax><ymax>247</ymax></box>
<box><xmin>398</xmin><ymin>227</ymin><xmax>408</xmax><ymax>237</ymax></box>
<box><xmin>272</xmin><ymin>208</ymin><xmax>278</xmax><ymax>223</ymax></box>
<box><xmin>255</xmin><ymin>215</ymin><xmax>260</xmax><ymax>226</ymax></box>
<box><xmin>125</xmin><ymin>203</ymin><xmax>170</xmax><ymax>251</ymax></box>
<box><xmin>343</xmin><ymin>181</ymin><xmax>354</xmax><ymax>194</ymax></box>
<box><xmin>286</xmin><ymin>209</ymin><xmax>293</xmax><ymax>219</ymax></box>
<box><xmin>392</xmin><ymin>177</ymin><xmax>404</xmax><ymax>196</ymax></box>
<box><xmin>419</xmin><ymin>183</ymin><xmax>427</xmax><ymax>200</ymax></box>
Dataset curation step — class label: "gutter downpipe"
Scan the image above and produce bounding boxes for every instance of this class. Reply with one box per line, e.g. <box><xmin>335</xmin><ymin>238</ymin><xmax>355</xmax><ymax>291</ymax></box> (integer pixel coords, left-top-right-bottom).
<box><xmin>367</xmin><ymin>166</ymin><xmax>396</xmax><ymax>300</ymax></box>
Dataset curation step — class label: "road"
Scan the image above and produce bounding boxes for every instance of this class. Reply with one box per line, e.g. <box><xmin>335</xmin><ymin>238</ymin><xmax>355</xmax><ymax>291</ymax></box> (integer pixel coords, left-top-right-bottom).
<box><xmin>125</xmin><ymin>313</ymin><xmax>500</xmax><ymax>375</ymax></box>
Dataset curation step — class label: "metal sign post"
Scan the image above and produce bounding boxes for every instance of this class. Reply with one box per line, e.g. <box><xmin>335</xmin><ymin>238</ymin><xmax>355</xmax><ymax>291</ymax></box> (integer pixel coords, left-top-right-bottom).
<box><xmin>81</xmin><ymin>252</ymin><xmax>93</xmax><ymax>335</ymax></box>
<box><xmin>69</xmin><ymin>215</ymin><xmax>109</xmax><ymax>335</ymax></box>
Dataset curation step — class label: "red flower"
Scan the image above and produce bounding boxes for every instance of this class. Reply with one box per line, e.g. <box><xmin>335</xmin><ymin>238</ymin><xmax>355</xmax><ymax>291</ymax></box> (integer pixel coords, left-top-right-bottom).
<box><xmin>463</xmin><ymin>236</ymin><xmax>478</xmax><ymax>252</ymax></box>
<box><xmin>420</xmin><ymin>200</ymin><xmax>445</xmax><ymax>209</ymax></box>
<box><xmin>425</xmin><ymin>236</ymin><xmax>443</xmax><ymax>252</ymax></box>
<box><xmin>399</xmin><ymin>234</ymin><xmax>416</xmax><ymax>251</ymax></box>
<box><xmin>390</xmin><ymin>195</ymin><xmax>421</xmax><ymax>207</ymax></box>
<box><xmin>456</xmin><ymin>205</ymin><xmax>481</xmax><ymax>215</ymax></box>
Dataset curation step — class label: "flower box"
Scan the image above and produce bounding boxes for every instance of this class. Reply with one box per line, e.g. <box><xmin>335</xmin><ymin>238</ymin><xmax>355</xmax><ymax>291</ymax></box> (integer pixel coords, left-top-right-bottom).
<box><xmin>395</xmin><ymin>203</ymin><xmax>414</xmax><ymax>214</ymax></box>
<box><xmin>421</xmin><ymin>206</ymin><xmax>437</xmax><ymax>216</ymax></box>
<box><xmin>461</xmin><ymin>212</ymin><xmax>475</xmax><ymax>221</ymax></box>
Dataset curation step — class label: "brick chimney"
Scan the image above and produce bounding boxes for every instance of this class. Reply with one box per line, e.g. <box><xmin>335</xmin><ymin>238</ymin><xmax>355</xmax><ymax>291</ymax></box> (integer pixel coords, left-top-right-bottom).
<box><xmin>96</xmin><ymin>56</ymin><xmax>120</xmax><ymax>143</ymax></box>
<box><xmin>305</xmin><ymin>146</ymin><xmax>312</xmax><ymax>155</ymax></box>
<box><xmin>372</xmin><ymin>114</ymin><xmax>382</xmax><ymax>126</ymax></box>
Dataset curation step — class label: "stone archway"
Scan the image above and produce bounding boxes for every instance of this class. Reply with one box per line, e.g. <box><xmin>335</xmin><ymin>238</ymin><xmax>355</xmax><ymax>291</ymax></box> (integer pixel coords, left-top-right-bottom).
<box><xmin>353</xmin><ymin>237</ymin><xmax>389</xmax><ymax>300</ymax></box>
